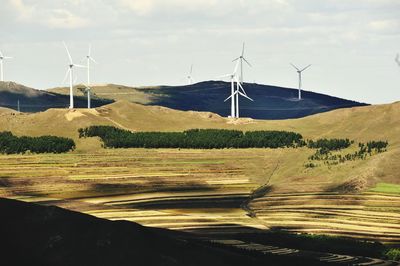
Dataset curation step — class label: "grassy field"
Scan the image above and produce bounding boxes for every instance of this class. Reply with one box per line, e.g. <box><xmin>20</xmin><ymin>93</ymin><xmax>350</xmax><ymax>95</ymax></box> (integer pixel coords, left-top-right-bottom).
<box><xmin>0</xmin><ymin>100</ymin><xmax>399</xmax><ymax>244</ymax></box>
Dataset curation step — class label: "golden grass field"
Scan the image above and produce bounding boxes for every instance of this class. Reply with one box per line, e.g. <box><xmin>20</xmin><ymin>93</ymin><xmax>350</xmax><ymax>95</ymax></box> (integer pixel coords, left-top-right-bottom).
<box><xmin>0</xmin><ymin>99</ymin><xmax>399</xmax><ymax>243</ymax></box>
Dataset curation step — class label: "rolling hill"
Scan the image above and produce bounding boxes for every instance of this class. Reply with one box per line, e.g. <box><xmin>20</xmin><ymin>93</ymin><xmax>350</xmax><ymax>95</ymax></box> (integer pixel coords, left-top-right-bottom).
<box><xmin>0</xmin><ymin>100</ymin><xmax>399</xmax><ymax>246</ymax></box>
<box><xmin>48</xmin><ymin>81</ymin><xmax>368</xmax><ymax>119</ymax></box>
<box><xmin>0</xmin><ymin>81</ymin><xmax>112</xmax><ymax>112</ymax></box>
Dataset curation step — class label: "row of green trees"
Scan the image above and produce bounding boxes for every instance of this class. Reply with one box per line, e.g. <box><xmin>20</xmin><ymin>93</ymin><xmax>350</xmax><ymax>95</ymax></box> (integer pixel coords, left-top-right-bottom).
<box><xmin>307</xmin><ymin>140</ymin><xmax>388</xmax><ymax>167</ymax></box>
<box><xmin>307</xmin><ymin>138</ymin><xmax>353</xmax><ymax>154</ymax></box>
<box><xmin>0</xmin><ymin>131</ymin><xmax>75</xmax><ymax>154</ymax></box>
<box><xmin>78</xmin><ymin>126</ymin><xmax>304</xmax><ymax>149</ymax></box>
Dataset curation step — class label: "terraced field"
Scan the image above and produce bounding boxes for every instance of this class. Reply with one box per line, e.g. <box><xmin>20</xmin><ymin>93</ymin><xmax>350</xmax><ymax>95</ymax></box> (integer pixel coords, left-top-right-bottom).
<box><xmin>1</xmin><ymin>146</ymin><xmax>400</xmax><ymax>245</ymax></box>
<box><xmin>0</xmin><ymin>149</ymin><xmax>271</xmax><ymax>232</ymax></box>
<box><xmin>250</xmin><ymin>192</ymin><xmax>400</xmax><ymax>243</ymax></box>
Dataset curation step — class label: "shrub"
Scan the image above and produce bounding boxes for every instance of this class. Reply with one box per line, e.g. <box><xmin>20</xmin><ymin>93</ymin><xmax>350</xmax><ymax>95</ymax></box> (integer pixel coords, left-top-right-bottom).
<box><xmin>385</xmin><ymin>248</ymin><xmax>400</xmax><ymax>261</ymax></box>
<box><xmin>0</xmin><ymin>131</ymin><xmax>75</xmax><ymax>154</ymax></box>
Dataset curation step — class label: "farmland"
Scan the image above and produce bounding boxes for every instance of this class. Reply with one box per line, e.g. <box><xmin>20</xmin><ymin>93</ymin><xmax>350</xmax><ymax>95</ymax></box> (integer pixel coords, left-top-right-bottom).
<box><xmin>0</xmin><ymin>100</ymin><xmax>399</xmax><ymax>249</ymax></box>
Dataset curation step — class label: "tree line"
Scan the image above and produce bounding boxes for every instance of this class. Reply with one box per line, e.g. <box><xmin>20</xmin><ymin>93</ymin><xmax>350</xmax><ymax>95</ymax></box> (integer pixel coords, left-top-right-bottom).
<box><xmin>78</xmin><ymin>126</ymin><xmax>304</xmax><ymax>149</ymax></box>
<box><xmin>0</xmin><ymin>131</ymin><xmax>75</xmax><ymax>154</ymax></box>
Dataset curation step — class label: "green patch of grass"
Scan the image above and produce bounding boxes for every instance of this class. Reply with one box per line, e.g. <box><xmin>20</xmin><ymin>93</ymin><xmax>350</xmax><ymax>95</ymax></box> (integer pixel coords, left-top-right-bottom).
<box><xmin>369</xmin><ymin>183</ymin><xmax>400</xmax><ymax>195</ymax></box>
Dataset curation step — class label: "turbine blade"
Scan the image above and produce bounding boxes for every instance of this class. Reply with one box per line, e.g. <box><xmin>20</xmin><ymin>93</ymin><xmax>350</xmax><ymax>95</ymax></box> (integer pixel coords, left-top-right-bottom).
<box><xmin>88</xmin><ymin>44</ymin><xmax>92</xmax><ymax>57</ymax></box>
<box><xmin>218</xmin><ymin>74</ymin><xmax>232</xmax><ymax>79</ymax></box>
<box><xmin>290</xmin><ymin>63</ymin><xmax>300</xmax><ymax>71</ymax></box>
<box><xmin>232</xmin><ymin>57</ymin><xmax>240</xmax><ymax>62</ymax></box>
<box><xmin>62</xmin><ymin>68</ymin><xmax>71</xmax><ymax>84</ymax></box>
<box><xmin>90</xmin><ymin>57</ymin><xmax>98</xmax><ymax>64</ymax></box>
<box><xmin>233</xmin><ymin>60</ymin><xmax>240</xmax><ymax>74</ymax></box>
<box><xmin>236</xmin><ymin>79</ymin><xmax>248</xmax><ymax>95</ymax></box>
<box><xmin>241</xmin><ymin>42</ymin><xmax>245</xmax><ymax>57</ymax></box>
<box><xmin>3</xmin><ymin>56</ymin><xmax>12</xmax><ymax>59</ymax></box>
<box><xmin>73</xmin><ymin>64</ymin><xmax>87</xmax><ymax>68</ymax></box>
<box><xmin>239</xmin><ymin>91</ymin><xmax>254</xmax><ymax>101</ymax></box>
<box><xmin>243</xmin><ymin>57</ymin><xmax>252</xmax><ymax>67</ymax></box>
<box><xmin>63</xmin><ymin>42</ymin><xmax>73</xmax><ymax>64</ymax></box>
<box><xmin>301</xmin><ymin>64</ymin><xmax>312</xmax><ymax>72</ymax></box>
<box><xmin>224</xmin><ymin>95</ymin><xmax>233</xmax><ymax>102</ymax></box>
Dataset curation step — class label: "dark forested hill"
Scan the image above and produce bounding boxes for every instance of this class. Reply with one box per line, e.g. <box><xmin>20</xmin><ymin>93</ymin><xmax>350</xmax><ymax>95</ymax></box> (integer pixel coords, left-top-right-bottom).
<box><xmin>141</xmin><ymin>81</ymin><xmax>368</xmax><ymax>119</ymax></box>
<box><xmin>0</xmin><ymin>81</ymin><xmax>112</xmax><ymax>112</ymax></box>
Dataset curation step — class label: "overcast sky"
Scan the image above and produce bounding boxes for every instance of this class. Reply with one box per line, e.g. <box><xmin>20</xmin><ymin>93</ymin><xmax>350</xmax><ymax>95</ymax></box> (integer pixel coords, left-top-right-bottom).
<box><xmin>1</xmin><ymin>0</ymin><xmax>399</xmax><ymax>104</ymax></box>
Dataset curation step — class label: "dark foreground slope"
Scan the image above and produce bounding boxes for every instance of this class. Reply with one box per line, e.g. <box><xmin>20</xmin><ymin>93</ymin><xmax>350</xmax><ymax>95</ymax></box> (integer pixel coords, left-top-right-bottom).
<box><xmin>0</xmin><ymin>198</ymin><xmax>321</xmax><ymax>266</ymax></box>
<box><xmin>0</xmin><ymin>82</ymin><xmax>112</xmax><ymax>112</ymax></box>
<box><xmin>143</xmin><ymin>81</ymin><xmax>368</xmax><ymax>119</ymax></box>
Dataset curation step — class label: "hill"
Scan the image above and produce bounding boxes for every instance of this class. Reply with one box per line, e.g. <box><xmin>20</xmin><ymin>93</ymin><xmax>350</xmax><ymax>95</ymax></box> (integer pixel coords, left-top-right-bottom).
<box><xmin>48</xmin><ymin>81</ymin><xmax>368</xmax><ymax>120</ymax></box>
<box><xmin>1</xmin><ymin>197</ymin><xmax>326</xmax><ymax>266</ymax></box>
<box><xmin>0</xmin><ymin>81</ymin><xmax>112</xmax><ymax>112</ymax></box>
<box><xmin>0</xmin><ymin>101</ymin><xmax>400</xmax><ymax>244</ymax></box>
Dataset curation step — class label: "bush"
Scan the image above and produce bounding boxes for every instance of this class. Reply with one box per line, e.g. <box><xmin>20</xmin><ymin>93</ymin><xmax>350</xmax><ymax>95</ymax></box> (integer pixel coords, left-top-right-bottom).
<box><xmin>79</xmin><ymin>126</ymin><xmax>304</xmax><ymax>149</ymax></box>
<box><xmin>385</xmin><ymin>248</ymin><xmax>400</xmax><ymax>261</ymax></box>
<box><xmin>0</xmin><ymin>131</ymin><xmax>75</xmax><ymax>154</ymax></box>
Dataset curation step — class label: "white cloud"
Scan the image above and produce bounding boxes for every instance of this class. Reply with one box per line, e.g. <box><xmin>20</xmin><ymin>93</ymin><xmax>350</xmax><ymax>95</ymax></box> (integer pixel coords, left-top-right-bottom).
<box><xmin>46</xmin><ymin>9</ymin><xmax>89</xmax><ymax>29</ymax></box>
<box><xmin>369</xmin><ymin>19</ymin><xmax>400</xmax><ymax>32</ymax></box>
<box><xmin>8</xmin><ymin>0</ymin><xmax>89</xmax><ymax>29</ymax></box>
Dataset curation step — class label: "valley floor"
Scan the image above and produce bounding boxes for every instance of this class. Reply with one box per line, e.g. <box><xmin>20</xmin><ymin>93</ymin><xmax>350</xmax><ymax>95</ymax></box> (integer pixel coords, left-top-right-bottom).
<box><xmin>1</xmin><ymin>148</ymin><xmax>400</xmax><ymax>246</ymax></box>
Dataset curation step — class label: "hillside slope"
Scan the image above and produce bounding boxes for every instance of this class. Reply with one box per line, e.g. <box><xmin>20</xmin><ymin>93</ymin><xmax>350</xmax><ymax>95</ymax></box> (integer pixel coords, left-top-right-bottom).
<box><xmin>0</xmin><ymin>101</ymin><xmax>400</xmax><ymax>242</ymax></box>
<box><xmin>48</xmin><ymin>81</ymin><xmax>368</xmax><ymax>119</ymax></box>
<box><xmin>0</xmin><ymin>81</ymin><xmax>112</xmax><ymax>112</ymax></box>
<box><xmin>1</xmin><ymin>197</ymin><xmax>297</xmax><ymax>266</ymax></box>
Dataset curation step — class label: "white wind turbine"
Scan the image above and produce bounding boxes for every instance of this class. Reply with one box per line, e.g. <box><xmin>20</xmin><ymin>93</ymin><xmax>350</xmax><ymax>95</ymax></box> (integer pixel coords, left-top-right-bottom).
<box><xmin>221</xmin><ymin>61</ymin><xmax>253</xmax><ymax>118</ymax></box>
<box><xmin>0</xmin><ymin>50</ymin><xmax>12</xmax><ymax>82</ymax></box>
<box><xmin>63</xmin><ymin>42</ymin><xmax>86</xmax><ymax>109</ymax></box>
<box><xmin>187</xmin><ymin>64</ymin><xmax>193</xmax><ymax>85</ymax></box>
<box><xmin>232</xmin><ymin>42</ymin><xmax>252</xmax><ymax>84</ymax></box>
<box><xmin>84</xmin><ymin>44</ymin><xmax>97</xmax><ymax>109</ymax></box>
<box><xmin>290</xmin><ymin>63</ymin><xmax>311</xmax><ymax>100</ymax></box>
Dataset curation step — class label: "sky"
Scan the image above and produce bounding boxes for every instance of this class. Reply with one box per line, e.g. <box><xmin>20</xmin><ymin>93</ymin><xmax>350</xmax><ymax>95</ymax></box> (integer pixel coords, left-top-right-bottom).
<box><xmin>0</xmin><ymin>0</ymin><xmax>399</xmax><ymax>104</ymax></box>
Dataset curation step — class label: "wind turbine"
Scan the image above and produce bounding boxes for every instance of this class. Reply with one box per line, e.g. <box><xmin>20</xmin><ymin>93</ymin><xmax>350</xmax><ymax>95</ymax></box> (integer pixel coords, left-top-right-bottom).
<box><xmin>85</xmin><ymin>44</ymin><xmax>97</xmax><ymax>109</ymax></box>
<box><xmin>221</xmin><ymin>61</ymin><xmax>253</xmax><ymax>118</ymax></box>
<box><xmin>0</xmin><ymin>50</ymin><xmax>12</xmax><ymax>82</ymax></box>
<box><xmin>63</xmin><ymin>42</ymin><xmax>86</xmax><ymax>109</ymax></box>
<box><xmin>395</xmin><ymin>53</ymin><xmax>400</xmax><ymax>67</ymax></box>
<box><xmin>290</xmin><ymin>63</ymin><xmax>311</xmax><ymax>100</ymax></box>
<box><xmin>220</xmin><ymin>61</ymin><xmax>240</xmax><ymax>118</ymax></box>
<box><xmin>225</xmin><ymin>77</ymin><xmax>253</xmax><ymax>118</ymax></box>
<box><xmin>187</xmin><ymin>64</ymin><xmax>193</xmax><ymax>85</ymax></box>
<box><xmin>232</xmin><ymin>42</ymin><xmax>252</xmax><ymax>84</ymax></box>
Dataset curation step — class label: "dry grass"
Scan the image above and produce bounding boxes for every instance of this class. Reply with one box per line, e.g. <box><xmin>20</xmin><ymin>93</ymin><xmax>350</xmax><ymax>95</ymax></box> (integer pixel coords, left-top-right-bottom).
<box><xmin>0</xmin><ymin>100</ymin><xmax>399</xmax><ymax>242</ymax></box>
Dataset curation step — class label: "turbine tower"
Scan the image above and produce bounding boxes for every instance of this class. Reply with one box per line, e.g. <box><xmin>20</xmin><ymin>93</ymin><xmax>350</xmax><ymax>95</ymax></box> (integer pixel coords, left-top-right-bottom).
<box><xmin>232</xmin><ymin>42</ymin><xmax>252</xmax><ymax>84</ymax></box>
<box><xmin>0</xmin><ymin>50</ymin><xmax>12</xmax><ymax>82</ymax></box>
<box><xmin>396</xmin><ymin>53</ymin><xmax>400</xmax><ymax>67</ymax></box>
<box><xmin>290</xmin><ymin>63</ymin><xmax>311</xmax><ymax>100</ymax></box>
<box><xmin>85</xmin><ymin>44</ymin><xmax>97</xmax><ymax>109</ymax></box>
<box><xmin>63</xmin><ymin>42</ymin><xmax>86</xmax><ymax>109</ymax></box>
<box><xmin>187</xmin><ymin>64</ymin><xmax>193</xmax><ymax>85</ymax></box>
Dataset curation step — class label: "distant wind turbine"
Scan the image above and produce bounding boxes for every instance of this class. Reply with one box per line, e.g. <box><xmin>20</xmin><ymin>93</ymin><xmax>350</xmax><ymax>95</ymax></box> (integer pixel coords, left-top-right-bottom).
<box><xmin>232</xmin><ymin>42</ymin><xmax>252</xmax><ymax>84</ymax></box>
<box><xmin>395</xmin><ymin>53</ymin><xmax>400</xmax><ymax>67</ymax></box>
<box><xmin>187</xmin><ymin>64</ymin><xmax>193</xmax><ymax>85</ymax></box>
<box><xmin>63</xmin><ymin>42</ymin><xmax>86</xmax><ymax>109</ymax></box>
<box><xmin>85</xmin><ymin>44</ymin><xmax>97</xmax><ymax>109</ymax></box>
<box><xmin>290</xmin><ymin>63</ymin><xmax>311</xmax><ymax>100</ymax></box>
<box><xmin>0</xmin><ymin>50</ymin><xmax>12</xmax><ymax>82</ymax></box>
